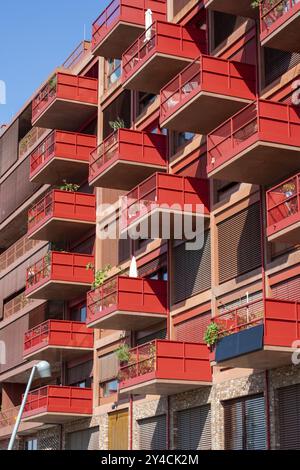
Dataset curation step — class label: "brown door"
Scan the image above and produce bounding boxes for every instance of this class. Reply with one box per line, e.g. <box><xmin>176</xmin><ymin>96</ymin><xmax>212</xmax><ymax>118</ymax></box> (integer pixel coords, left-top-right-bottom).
<box><xmin>108</xmin><ymin>409</ymin><xmax>129</xmax><ymax>450</ymax></box>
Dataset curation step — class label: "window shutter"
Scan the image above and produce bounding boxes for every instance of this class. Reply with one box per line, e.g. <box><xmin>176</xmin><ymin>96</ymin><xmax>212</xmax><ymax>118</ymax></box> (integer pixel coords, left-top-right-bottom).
<box><xmin>271</xmin><ymin>276</ymin><xmax>300</xmax><ymax>303</ymax></box>
<box><xmin>177</xmin><ymin>405</ymin><xmax>211</xmax><ymax>450</ymax></box>
<box><xmin>67</xmin><ymin>360</ymin><xmax>93</xmax><ymax>385</ymax></box>
<box><xmin>138</xmin><ymin>415</ymin><xmax>166</xmax><ymax>450</ymax></box>
<box><xmin>66</xmin><ymin>427</ymin><xmax>99</xmax><ymax>450</ymax></box>
<box><xmin>136</xmin><ymin>329</ymin><xmax>167</xmax><ymax>346</ymax></box>
<box><xmin>264</xmin><ymin>48</ymin><xmax>300</xmax><ymax>87</ymax></box>
<box><xmin>277</xmin><ymin>384</ymin><xmax>300</xmax><ymax>449</ymax></box>
<box><xmin>173</xmin><ymin>231</ymin><xmax>211</xmax><ymax>304</ymax></box>
<box><xmin>218</xmin><ymin>203</ymin><xmax>261</xmax><ymax>284</ymax></box>
<box><xmin>138</xmin><ymin>254</ymin><xmax>167</xmax><ymax>278</ymax></box>
<box><xmin>99</xmin><ymin>352</ymin><xmax>119</xmax><ymax>382</ymax></box>
<box><xmin>175</xmin><ymin>312</ymin><xmax>211</xmax><ymax>344</ymax></box>
<box><xmin>224</xmin><ymin>394</ymin><xmax>266</xmax><ymax>450</ymax></box>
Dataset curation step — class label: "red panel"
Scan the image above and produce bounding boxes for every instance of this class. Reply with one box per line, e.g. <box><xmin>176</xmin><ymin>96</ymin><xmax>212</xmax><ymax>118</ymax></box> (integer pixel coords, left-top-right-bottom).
<box><xmin>207</xmin><ymin>100</ymin><xmax>300</xmax><ymax>174</ymax></box>
<box><xmin>30</xmin><ymin>131</ymin><xmax>97</xmax><ymax>180</ymax></box>
<box><xmin>89</xmin><ymin>129</ymin><xmax>167</xmax><ymax>184</ymax></box>
<box><xmin>86</xmin><ymin>276</ymin><xmax>167</xmax><ymax>325</ymax></box>
<box><xmin>23</xmin><ymin>386</ymin><xmax>92</xmax><ymax>418</ymax></box>
<box><xmin>23</xmin><ymin>320</ymin><xmax>94</xmax><ymax>357</ymax></box>
<box><xmin>122</xmin><ymin>21</ymin><xmax>207</xmax><ymax>84</ymax></box>
<box><xmin>260</xmin><ymin>0</ymin><xmax>300</xmax><ymax>42</ymax></box>
<box><xmin>121</xmin><ymin>173</ymin><xmax>210</xmax><ymax>231</ymax></box>
<box><xmin>32</xmin><ymin>73</ymin><xmax>98</xmax><ymax>123</ymax></box>
<box><xmin>28</xmin><ymin>190</ymin><xmax>96</xmax><ymax>235</ymax></box>
<box><xmin>160</xmin><ymin>55</ymin><xmax>256</xmax><ymax>124</ymax></box>
<box><xmin>92</xmin><ymin>0</ymin><xmax>166</xmax><ymax>50</ymax></box>
<box><xmin>267</xmin><ymin>173</ymin><xmax>300</xmax><ymax>238</ymax></box>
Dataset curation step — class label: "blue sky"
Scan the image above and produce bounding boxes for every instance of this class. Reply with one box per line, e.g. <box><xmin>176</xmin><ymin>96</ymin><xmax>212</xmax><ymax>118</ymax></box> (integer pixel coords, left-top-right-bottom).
<box><xmin>0</xmin><ymin>0</ymin><xmax>109</xmax><ymax>125</ymax></box>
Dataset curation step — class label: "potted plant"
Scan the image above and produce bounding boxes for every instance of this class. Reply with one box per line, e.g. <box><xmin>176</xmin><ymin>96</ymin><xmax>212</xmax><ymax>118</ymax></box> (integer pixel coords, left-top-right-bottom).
<box><xmin>109</xmin><ymin>117</ymin><xmax>125</xmax><ymax>132</ymax></box>
<box><xmin>59</xmin><ymin>180</ymin><xmax>80</xmax><ymax>192</ymax></box>
<box><xmin>204</xmin><ymin>322</ymin><xmax>220</xmax><ymax>349</ymax></box>
<box><xmin>116</xmin><ymin>344</ymin><xmax>131</xmax><ymax>365</ymax></box>
<box><xmin>86</xmin><ymin>263</ymin><xmax>111</xmax><ymax>290</ymax></box>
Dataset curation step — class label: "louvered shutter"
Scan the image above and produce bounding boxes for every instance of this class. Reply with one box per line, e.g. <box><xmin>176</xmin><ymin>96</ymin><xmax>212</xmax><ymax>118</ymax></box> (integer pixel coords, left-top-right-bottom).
<box><xmin>173</xmin><ymin>231</ymin><xmax>211</xmax><ymax>304</ymax></box>
<box><xmin>271</xmin><ymin>276</ymin><xmax>300</xmax><ymax>303</ymax></box>
<box><xmin>264</xmin><ymin>47</ymin><xmax>300</xmax><ymax>87</ymax></box>
<box><xmin>175</xmin><ymin>312</ymin><xmax>211</xmax><ymax>344</ymax></box>
<box><xmin>224</xmin><ymin>394</ymin><xmax>266</xmax><ymax>450</ymax></box>
<box><xmin>66</xmin><ymin>427</ymin><xmax>99</xmax><ymax>450</ymax></box>
<box><xmin>138</xmin><ymin>415</ymin><xmax>166</xmax><ymax>450</ymax></box>
<box><xmin>138</xmin><ymin>254</ymin><xmax>167</xmax><ymax>278</ymax></box>
<box><xmin>136</xmin><ymin>329</ymin><xmax>167</xmax><ymax>346</ymax></box>
<box><xmin>99</xmin><ymin>352</ymin><xmax>119</xmax><ymax>382</ymax></box>
<box><xmin>278</xmin><ymin>384</ymin><xmax>300</xmax><ymax>449</ymax></box>
<box><xmin>219</xmin><ymin>291</ymin><xmax>262</xmax><ymax>314</ymax></box>
<box><xmin>177</xmin><ymin>405</ymin><xmax>211</xmax><ymax>450</ymax></box>
<box><xmin>218</xmin><ymin>203</ymin><xmax>261</xmax><ymax>284</ymax></box>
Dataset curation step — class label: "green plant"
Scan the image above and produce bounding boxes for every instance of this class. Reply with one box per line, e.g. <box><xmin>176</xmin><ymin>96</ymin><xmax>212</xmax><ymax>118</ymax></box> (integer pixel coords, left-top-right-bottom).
<box><xmin>204</xmin><ymin>322</ymin><xmax>220</xmax><ymax>347</ymax></box>
<box><xmin>48</xmin><ymin>75</ymin><xmax>57</xmax><ymax>91</ymax></box>
<box><xmin>59</xmin><ymin>180</ymin><xmax>80</xmax><ymax>192</ymax></box>
<box><xmin>86</xmin><ymin>263</ymin><xmax>111</xmax><ymax>289</ymax></box>
<box><xmin>109</xmin><ymin>116</ymin><xmax>125</xmax><ymax>132</ymax></box>
<box><xmin>116</xmin><ymin>344</ymin><xmax>131</xmax><ymax>363</ymax></box>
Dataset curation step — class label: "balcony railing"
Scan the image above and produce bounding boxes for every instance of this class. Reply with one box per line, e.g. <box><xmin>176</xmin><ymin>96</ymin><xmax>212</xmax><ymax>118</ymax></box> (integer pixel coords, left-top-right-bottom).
<box><xmin>267</xmin><ymin>172</ymin><xmax>300</xmax><ymax>242</ymax></box>
<box><xmin>3</xmin><ymin>292</ymin><xmax>34</xmax><ymax>320</ymax></box>
<box><xmin>31</xmin><ymin>73</ymin><xmax>98</xmax><ymax>128</ymax></box>
<box><xmin>29</xmin><ymin>130</ymin><xmax>96</xmax><ymax>183</ymax></box>
<box><xmin>92</xmin><ymin>0</ymin><xmax>166</xmax><ymax>57</ymax></box>
<box><xmin>215</xmin><ymin>299</ymin><xmax>265</xmax><ymax>338</ymax></box>
<box><xmin>204</xmin><ymin>0</ymin><xmax>257</xmax><ymax>18</ymax></box>
<box><xmin>160</xmin><ymin>55</ymin><xmax>256</xmax><ymax>133</ymax></box>
<box><xmin>119</xmin><ymin>340</ymin><xmax>212</xmax><ymax>394</ymax></box>
<box><xmin>207</xmin><ymin>100</ymin><xmax>300</xmax><ymax>184</ymax></box>
<box><xmin>122</xmin><ymin>21</ymin><xmax>206</xmax><ymax>93</ymax></box>
<box><xmin>23</xmin><ymin>386</ymin><xmax>93</xmax><ymax>421</ymax></box>
<box><xmin>18</xmin><ymin>127</ymin><xmax>49</xmax><ymax>159</ymax></box>
<box><xmin>25</xmin><ymin>251</ymin><xmax>94</xmax><ymax>299</ymax></box>
<box><xmin>89</xmin><ymin>129</ymin><xmax>167</xmax><ymax>189</ymax></box>
<box><xmin>260</xmin><ymin>0</ymin><xmax>300</xmax><ymax>32</ymax></box>
<box><xmin>62</xmin><ymin>41</ymin><xmax>91</xmax><ymax>70</ymax></box>
<box><xmin>0</xmin><ymin>234</ymin><xmax>40</xmax><ymax>273</ymax></box>
<box><xmin>27</xmin><ymin>189</ymin><xmax>96</xmax><ymax>240</ymax></box>
<box><xmin>86</xmin><ymin>276</ymin><xmax>167</xmax><ymax>329</ymax></box>
<box><xmin>121</xmin><ymin>172</ymin><xmax>210</xmax><ymax>234</ymax></box>
<box><xmin>24</xmin><ymin>320</ymin><xmax>94</xmax><ymax>358</ymax></box>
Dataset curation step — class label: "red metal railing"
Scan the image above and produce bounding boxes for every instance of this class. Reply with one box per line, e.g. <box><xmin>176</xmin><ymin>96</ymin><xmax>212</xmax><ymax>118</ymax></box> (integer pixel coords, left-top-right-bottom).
<box><xmin>24</xmin><ymin>319</ymin><xmax>93</xmax><ymax>356</ymax></box>
<box><xmin>92</xmin><ymin>0</ymin><xmax>166</xmax><ymax>51</ymax></box>
<box><xmin>23</xmin><ymin>386</ymin><xmax>93</xmax><ymax>417</ymax></box>
<box><xmin>122</xmin><ymin>21</ymin><xmax>206</xmax><ymax>84</ymax></box>
<box><xmin>89</xmin><ymin>129</ymin><xmax>167</xmax><ymax>183</ymax></box>
<box><xmin>215</xmin><ymin>299</ymin><xmax>265</xmax><ymax>338</ymax></box>
<box><xmin>30</xmin><ymin>131</ymin><xmax>56</xmax><ymax>174</ymax></box>
<box><xmin>267</xmin><ymin>173</ymin><xmax>300</xmax><ymax>228</ymax></box>
<box><xmin>26</xmin><ymin>253</ymin><xmax>52</xmax><ymax>291</ymax></box>
<box><xmin>63</xmin><ymin>41</ymin><xmax>91</xmax><ymax>70</ymax></box>
<box><xmin>207</xmin><ymin>100</ymin><xmax>300</xmax><ymax>173</ymax></box>
<box><xmin>160</xmin><ymin>55</ymin><xmax>256</xmax><ymax>122</ymax></box>
<box><xmin>119</xmin><ymin>341</ymin><xmax>157</xmax><ymax>382</ymax></box>
<box><xmin>27</xmin><ymin>189</ymin><xmax>95</xmax><ymax>234</ymax></box>
<box><xmin>32</xmin><ymin>73</ymin><xmax>98</xmax><ymax>123</ymax></box>
<box><xmin>86</xmin><ymin>276</ymin><xmax>167</xmax><ymax>324</ymax></box>
<box><xmin>260</xmin><ymin>0</ymin><xmax>300</xmax><ymax>33</ymax></box>
<box><xmin>0</xmin><ymin>233</ymin><xmax>40</xmax><ymax>273</ymax></box>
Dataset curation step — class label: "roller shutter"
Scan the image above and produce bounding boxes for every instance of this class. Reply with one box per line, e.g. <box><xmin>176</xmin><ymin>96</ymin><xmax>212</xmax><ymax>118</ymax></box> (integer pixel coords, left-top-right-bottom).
<box><xmin>277</xmin><ymin>383</ymin><xmax>300</xmax><ymax>450</ymax></box>
<box><xmin>173</xmin><ymin>231</ymin><xmax>211</xmax><ymax>304</ymax></box>
<box><xmin>218</xmin><ymin>203</ymin><xmax>261</xmax><ymax>284</ymax></box>
<box><xmin>271</xmin><ymin>276</ymin><xmax>300</xmax><ymax>303</ymax></box>
<box><xmin>138</xmin><ymin>415</ymin><xmax>166</xmax><ymax>450</ymax></box>
<box><xmin>138</xmin><ymin>254</ymin><xmax>167</xmax><ymax>278</ymax></box>
<box><xmin>177</xmin><ymin>405</ymin><xmax>211</xmax><ymax>450</ymax></box>
<box><xmin>224</xmin><ymin>394</ymin><xmax>266</xmax><ymax>450</ymax></box>
<box><xmin>66</xmin><ymin>427</ymin><xmax>99</xmax><ymax>450</ymax></box>
<box><xmin>175</xmin><ymin>312</ymin><xmax>211</xmax><ymax>344</ymax></box>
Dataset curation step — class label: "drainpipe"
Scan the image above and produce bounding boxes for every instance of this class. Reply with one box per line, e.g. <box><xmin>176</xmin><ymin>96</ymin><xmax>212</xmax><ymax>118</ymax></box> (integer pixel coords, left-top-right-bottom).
<box><xmin>166</xmin><ymin>395</ymin><xmax>170</xmax><ymax>450</ymax></box>
<box><xmin>129</xmin><ymin>394</ymin><xmax>133</xmax><ymax>450</ymax></box>
<box><xmin>265</xmin><ymin>370</ymin><xmax>271</xmax><ymax>450</ymax></box>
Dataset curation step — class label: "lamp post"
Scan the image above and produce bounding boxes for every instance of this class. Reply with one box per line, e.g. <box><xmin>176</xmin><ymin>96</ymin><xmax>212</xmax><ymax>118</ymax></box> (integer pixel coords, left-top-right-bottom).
<box><xmin>8</xmin><ymin>361</ymin><xmax>51</xmax><ymax>451</ymax></box>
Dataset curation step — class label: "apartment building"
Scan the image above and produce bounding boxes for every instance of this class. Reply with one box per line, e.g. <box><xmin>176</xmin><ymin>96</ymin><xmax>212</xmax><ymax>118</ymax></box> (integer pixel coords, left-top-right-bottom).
<box><xmin>0</xmin><ymin>0</ymin><xmax>300</xmax><ymax>450</ymax></box>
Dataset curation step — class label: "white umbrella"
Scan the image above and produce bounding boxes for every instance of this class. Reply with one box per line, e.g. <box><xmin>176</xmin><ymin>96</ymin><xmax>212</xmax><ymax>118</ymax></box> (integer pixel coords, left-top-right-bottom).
<box><xmin>145</xmin><ymin>9</ymin><xmax>153</xmax><ymax>42</ymax></box>
<box><xmin>129</xmin><ymin>256</ymin><xmax>138</xmax><ymax>278</ymax></box>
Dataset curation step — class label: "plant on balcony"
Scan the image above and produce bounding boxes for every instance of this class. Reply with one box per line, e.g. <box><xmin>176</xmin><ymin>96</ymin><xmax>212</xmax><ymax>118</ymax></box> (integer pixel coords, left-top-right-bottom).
<box><xmin>282</xmin><ymin>182</ymin><xmax>296</xmax><ymax>198</ymax></box>
<box><xmin>86</xmin><ymin>263</ymin><xmax>111</xmax><ymax>289</ymax></box>
<box><xmin>204</xmin><ymin>322</ymin><xmax>220</xmax><ymax>347</ymax></box>
<box><xmin>116</xmin><ymin>343</ymin><xmax>131</xmax><ymax>363</ymax></box>
<box><xmin>109</xmin><ymin>117</ymin><xmax>125</xmax><ymax>132</ymax></box>
<box><xmin>48</xmin><ymin>75</ymin><xmax>57</xmax><ymax>91</ymax></box>
<box><xmin>59</xmin><ymin>180</ymin><xmax>80</xmax><ymax>192</ymax></box>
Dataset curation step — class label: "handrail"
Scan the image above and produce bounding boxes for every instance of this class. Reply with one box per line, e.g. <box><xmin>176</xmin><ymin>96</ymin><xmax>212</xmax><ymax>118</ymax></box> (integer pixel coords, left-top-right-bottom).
<box><xmin>62</xmin><ymin>41</ymin><xmax>91</xmax><ymax>70</ymax></box>
<box><xmin>260</xmin><ymin>0</ymin><xmax>299</xmax><ymax>32</ymax></box>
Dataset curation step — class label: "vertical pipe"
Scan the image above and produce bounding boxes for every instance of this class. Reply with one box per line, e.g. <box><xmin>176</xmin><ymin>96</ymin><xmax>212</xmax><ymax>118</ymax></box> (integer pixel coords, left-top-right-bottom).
<box><xmin>166</xmin><ymin>395</ymin><xmax>170</xmax><ymax>450</ymax></box>
<box><xmin>265</xmin><ymin>370</ymin><xmax>271</xmax><ymax>450</ymax></box>
<box><xmin>129</xmin><ymin>394</ymin><xmax>133</xmax><ymax>450</ymax></box>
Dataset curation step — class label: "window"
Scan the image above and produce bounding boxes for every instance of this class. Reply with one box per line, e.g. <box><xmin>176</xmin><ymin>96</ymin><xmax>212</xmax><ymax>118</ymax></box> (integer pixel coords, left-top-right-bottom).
<box><xmin>176</xmin><ymin>405</ymin><xmax>211</xmax><ymax>450</ymax></box>
<box><xmin>137</xmin><ymin>92</ymin><xmax>156</xmax><ymax>117</ymax></box>
<box><xmin>277</xmin><ymin>383</ymin><xmax>300</xmax><ymax>449</ymax></box>
<box><xmin>107</xmin><ymin>59</ymin><xmax>121</xmax><ymax>89</ymax></box>
<box><xmin>173</xmin><ymin>131</ymin><xmax>195</xmax><ymax>154</ymax></box>
<box><xmin>25</xmin><ymin>439</ymin><xmax>38</xmax><ymax>451</ymax></box>
<box><xmin>138</xmin><ymin>415</ymin><xmax>166</xmax><ymax>450</ymax></box>
<box><xmin>70</xmin><ymin>303</ymin><xmax>87</xmax><ymax>322</ymax></box>
<box><xmin>223</xmin><ymin>394</ymin><xmax>266</xmax><ymax>450</ymax></box>
<box><xmin>101</xmin><ymin>379</ymin><xmax>118</xmax><ymax>398</ymax></box>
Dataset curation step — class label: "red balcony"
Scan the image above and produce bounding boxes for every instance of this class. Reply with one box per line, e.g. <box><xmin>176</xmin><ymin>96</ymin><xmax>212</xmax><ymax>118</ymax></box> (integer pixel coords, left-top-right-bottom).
<box><xmin>89</xmin><ymin>129</ymin><xmax>167</xmax><ymax>190</ymax></box>
<box><xmin>120</xmin><ymin>173</ymin><xmax>210</xmax><ymax>238</ymax></box>
<box><xmin>207</xmin><ymin>100</ymin><xmax>300</xmax><ymax>185</ymax></box>
<box><xmin>86</xmin><ymin>276</ymin><xmax>167</xmax><ymax>330</ymax></box>
<box><xmin>160</xmin><ymin>55</ymin><xmax>256</xmax><ymax>134</ymax></box>
<box><xmin>119</xmin><ymin>340</ymin><xmax>212</xmax><ymax>395</ymax></box>
<box><xmin>260</xmin><ymin>0</ymin><xmax>300</xmax><ymax>51</ymax></box>
<box><xmin>27</xmin><ymin>190</ymin><xmax>96</xmax><ymax>243</ymax></box>
<box><xmin>31</xmin><ymin>73</ymin><xmax>98</xmax><ymax>130</ymax></box>
<box><xmin>22</xmin><ymin>386</ymin><xmax>92</xmax><ymax>424</ymax></box>
<box><xmin>30</xmin><ymin>130</ymin><xmax>97</xmax><ymax>185</ymax></box>
<box><xmin>92</xmin><ymin>0</ymin><xmax>166</xmax><ymax>58</ymax></box>
<box><xmin>23</xmin><ymin>320</ymin><xmax>93</xmax><ymax>361</ymax></box>
<box><xmin>25</xmin><ymin>252</ymin><xmax>94</xmax><ymax>301</ymax></box>
<box><xmin>122</xmin><ymin>21</ymin><xmax>207</xmax><ymax>94</ymax></box>
<box><xmin>204</xmin><ymin>0</ymin><xmax>258</xmax><ymax>18</ymax></box>
<box><xmin>267</xmin><ymin>173</ymin><xmax>300</xmax><ymax>244</ymax></box>
<box><xmin>214</xmin><ymin>298</ymin><xmax>300</xmax><ymax>369</ymax></box>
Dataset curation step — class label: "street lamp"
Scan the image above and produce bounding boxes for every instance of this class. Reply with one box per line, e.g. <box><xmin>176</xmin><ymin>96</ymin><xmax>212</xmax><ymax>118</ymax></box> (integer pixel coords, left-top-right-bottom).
<box><xmin>8</xmin><ymin>361</ymin><xmax>51</xmax><ymax>450</ymax></box>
